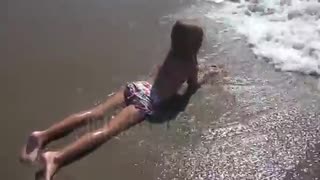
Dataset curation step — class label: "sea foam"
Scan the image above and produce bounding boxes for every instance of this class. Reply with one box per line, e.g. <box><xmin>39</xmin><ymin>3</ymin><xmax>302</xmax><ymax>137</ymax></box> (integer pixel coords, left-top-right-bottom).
<box><xmin>207</xmin><ymin>0</ymin><xmax>320</xmax><ymax>75</ymax></box>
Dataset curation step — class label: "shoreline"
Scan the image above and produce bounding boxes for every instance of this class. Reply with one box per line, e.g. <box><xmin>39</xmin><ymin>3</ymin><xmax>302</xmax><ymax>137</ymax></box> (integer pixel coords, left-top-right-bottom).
<box><xmin>157</xmin><ymin>3</ymin><xmax>320</xmax><ymax>178</ymax></box>
<box><xmin>3</xmin><ymin>0</ymin><xmax>320</xmax><ymax>179</ymax></box>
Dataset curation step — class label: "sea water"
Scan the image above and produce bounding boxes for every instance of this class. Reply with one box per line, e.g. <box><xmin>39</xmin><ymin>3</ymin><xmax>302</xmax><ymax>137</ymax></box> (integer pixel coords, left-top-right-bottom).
<box><xmin>207</xmin><ymin>0</ymin><xmax>320</xmax><ymax>76</ymax></box>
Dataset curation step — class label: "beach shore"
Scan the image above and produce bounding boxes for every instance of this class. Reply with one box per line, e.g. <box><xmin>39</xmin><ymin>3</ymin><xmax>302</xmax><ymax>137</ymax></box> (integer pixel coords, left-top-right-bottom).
<box><xmin>3</xmin><ymin>0</ymin><xmax>320</xmax><ymax>179</ymax></box>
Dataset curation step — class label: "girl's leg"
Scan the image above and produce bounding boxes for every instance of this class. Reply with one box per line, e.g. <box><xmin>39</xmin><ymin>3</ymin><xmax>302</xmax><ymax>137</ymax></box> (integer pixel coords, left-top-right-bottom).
<box><xmin>37</xmin><ymin>105</ymin><xmax>144</xmax><ymax>180</ymax></box>
<box><xmin>20</xmin><ymin>90</ymin><xmax>125</xmax><ymax>164</ymax></box>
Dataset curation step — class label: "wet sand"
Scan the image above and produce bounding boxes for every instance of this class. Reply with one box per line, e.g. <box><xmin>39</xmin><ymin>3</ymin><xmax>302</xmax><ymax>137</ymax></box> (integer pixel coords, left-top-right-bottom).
<box><xmin>4</xmin><ymin>0</ymin><xmax>193</xmax><ymax>179</ymax></box>
<box><xmin>158</xmin><ymin>3</ymin><xmax>320</xmax><ymax>179</ymax></box>
<box><xmin>3</xmin><ymin>0</ymin><xmax>320</xmax><ymax>180</ymax></box>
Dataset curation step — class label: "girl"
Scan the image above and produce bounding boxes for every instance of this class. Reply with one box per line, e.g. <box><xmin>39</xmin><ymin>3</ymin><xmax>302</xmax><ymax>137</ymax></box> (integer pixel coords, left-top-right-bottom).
<box><xmin>20</xmin><ymin>20</ymin><xmax>214</xmax><ymax>180</ymax></box>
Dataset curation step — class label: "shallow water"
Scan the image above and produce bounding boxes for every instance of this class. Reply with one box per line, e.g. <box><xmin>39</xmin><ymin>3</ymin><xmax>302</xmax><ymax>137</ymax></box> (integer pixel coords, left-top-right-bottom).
<box><xmin>4</xmin><ymin>0</ymin><xmax>193</xmax><ymax>179</ymax></box>
<box><xmin>3</xmin><ymin>0</ymin><xmax>320</xmax><ymax>180</ymax></box>
<box><xmin>156</xmin><ymin>2</ymin><xmax>320</xmax><ymax>179</ymax></box>
<box><xmin>207</xmin><ymin>0</ymin><xmax>320</xmax><ymax>76</ymax></box>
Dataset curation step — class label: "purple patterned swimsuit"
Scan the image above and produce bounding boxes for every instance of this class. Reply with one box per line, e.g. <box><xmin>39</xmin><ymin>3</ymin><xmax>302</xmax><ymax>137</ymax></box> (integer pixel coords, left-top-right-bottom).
<box><xmin>124</xmin><ymin>81</ymin><xmax>161</xmax><ymax>116</ymax></box>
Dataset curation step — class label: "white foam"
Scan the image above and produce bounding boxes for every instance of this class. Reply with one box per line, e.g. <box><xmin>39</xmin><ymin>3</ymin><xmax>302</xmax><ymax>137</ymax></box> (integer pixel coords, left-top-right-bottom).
<box><xmin>205</xmin><ymin>0</ymin><xmax>225</xmax><ymax>3</ymax></box>
<box><xmin>207</xmin><ymin>0</ymin><xmax>320</xmax><ymax>75</ymax></box>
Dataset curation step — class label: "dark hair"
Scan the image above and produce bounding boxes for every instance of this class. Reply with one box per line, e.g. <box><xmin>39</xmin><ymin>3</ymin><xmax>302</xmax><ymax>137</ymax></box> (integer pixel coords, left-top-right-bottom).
<box><xmin>171</xmin><ymin>20</ymin><xmax>204</xmax><ymax>56</ymax></box>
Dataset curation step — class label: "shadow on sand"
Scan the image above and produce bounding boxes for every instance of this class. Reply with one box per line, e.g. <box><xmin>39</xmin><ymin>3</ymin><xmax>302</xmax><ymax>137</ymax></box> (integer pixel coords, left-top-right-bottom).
<box><xmin>147</xmin><ymin>86</ymin><xmax>197</xmax><ymax>124</ymax></box>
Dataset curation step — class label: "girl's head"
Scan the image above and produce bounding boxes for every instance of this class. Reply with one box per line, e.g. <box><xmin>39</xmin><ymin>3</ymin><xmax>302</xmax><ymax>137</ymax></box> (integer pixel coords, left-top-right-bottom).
<box><xmin>171</xmin><ymin>20</ymin><xmax>204</xmax><ymax>57</ymax></box>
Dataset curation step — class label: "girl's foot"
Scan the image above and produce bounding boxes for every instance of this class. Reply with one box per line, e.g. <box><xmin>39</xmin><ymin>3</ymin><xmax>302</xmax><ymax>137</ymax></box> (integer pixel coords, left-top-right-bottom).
<box><xmin>20</xmin><ymin>131</ymin><xmax>44</xmax><ymax>164</ymax></box>
<box><xmin>37</xmin><ymin>151</ymin><xmax>59</xmax><ymax>180</ymax></box>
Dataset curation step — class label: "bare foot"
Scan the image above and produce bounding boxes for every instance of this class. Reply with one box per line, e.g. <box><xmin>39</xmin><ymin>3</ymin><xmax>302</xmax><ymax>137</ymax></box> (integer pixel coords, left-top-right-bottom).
<box><xmin>20</xmin><ymin>131</ymin><xmax>44</xmax><ymax>164</ymax></box>
<box><xmin>36</xmin><ymin>152</ymin><xmax>59</xmax><ymax>180</ymax></box>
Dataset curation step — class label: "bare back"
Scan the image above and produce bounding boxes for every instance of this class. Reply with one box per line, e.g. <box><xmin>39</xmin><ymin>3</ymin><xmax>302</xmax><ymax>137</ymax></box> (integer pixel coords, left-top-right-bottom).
<box><xmin>150</xmin><ymin>20</ymin><xmax>203</xmax><ymax>102</ymax></box>
<box><xmin>152</xmin><ymin>52</ymin><xmax>197</xmax><ymax>101</ymax></box>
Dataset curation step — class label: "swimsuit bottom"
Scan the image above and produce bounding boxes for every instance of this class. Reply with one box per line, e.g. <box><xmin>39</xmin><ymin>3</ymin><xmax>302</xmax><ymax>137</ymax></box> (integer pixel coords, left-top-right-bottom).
<box><xmin>124</xmin><ymin>81</ymin><xmax>161</xmax><ymax>117</ymax></box>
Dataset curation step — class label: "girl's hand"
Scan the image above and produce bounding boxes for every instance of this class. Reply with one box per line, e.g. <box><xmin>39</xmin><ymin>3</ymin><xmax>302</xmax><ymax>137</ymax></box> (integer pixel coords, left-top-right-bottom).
<box><xmin>200</xmin><ymin>65</ymin><xmax>221</xmax><ymax>84</ymax></box>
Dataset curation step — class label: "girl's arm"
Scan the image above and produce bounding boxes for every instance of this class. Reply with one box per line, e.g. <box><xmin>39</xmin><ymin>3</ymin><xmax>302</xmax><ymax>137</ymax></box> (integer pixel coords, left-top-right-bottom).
<box><xmin>187</xmin><ymin>64</ymin><xmax>220</xmax><ymax>93</ymax></box>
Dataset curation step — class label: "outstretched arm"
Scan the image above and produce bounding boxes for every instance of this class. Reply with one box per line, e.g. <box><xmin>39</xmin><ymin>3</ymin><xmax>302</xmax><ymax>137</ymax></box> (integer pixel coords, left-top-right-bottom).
<box><xmin>187</xmin><ymin>65</ymin><xmax>200</xmax><ymax>90</ymax></box>
<box><xmin>187</xmin><ymin>64</ymin><xmax>219</xmax><ymax>93</ymax></box>
<box><xmin>186</xmin><ymin>65</ymin><xmax>201</xmax><ymax>95</ymax></box>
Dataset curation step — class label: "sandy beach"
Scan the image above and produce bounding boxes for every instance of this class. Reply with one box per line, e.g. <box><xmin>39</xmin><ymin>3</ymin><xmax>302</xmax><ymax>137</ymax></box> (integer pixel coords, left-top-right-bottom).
<box><xmin>3</xmin><ymin>0</ymin><xmax>320</xmax><ymax>179</ymax></box>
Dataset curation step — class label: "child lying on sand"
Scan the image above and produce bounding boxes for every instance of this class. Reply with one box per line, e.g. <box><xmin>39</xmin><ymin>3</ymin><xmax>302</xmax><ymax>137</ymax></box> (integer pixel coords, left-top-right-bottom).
<box><xmin>20</xmin><ymin>20</ymin><xmax>217</xmax><ymax>180</ymax></box>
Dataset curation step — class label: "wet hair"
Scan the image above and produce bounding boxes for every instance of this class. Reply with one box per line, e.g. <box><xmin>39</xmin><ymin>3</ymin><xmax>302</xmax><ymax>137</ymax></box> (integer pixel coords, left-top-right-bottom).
<box><xmin>171</xmin><ymin>20</ymin><xmax>204</xmax><ymax>56</ymax></box>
